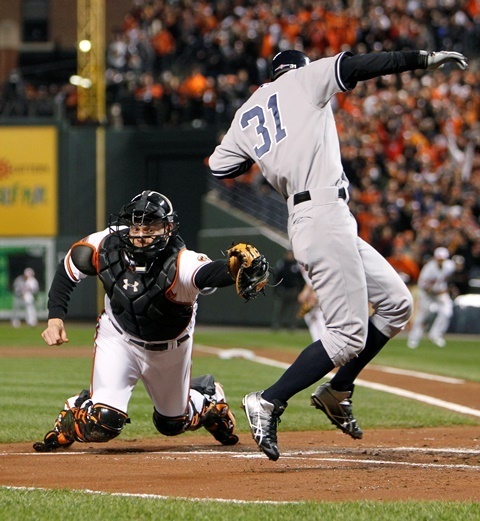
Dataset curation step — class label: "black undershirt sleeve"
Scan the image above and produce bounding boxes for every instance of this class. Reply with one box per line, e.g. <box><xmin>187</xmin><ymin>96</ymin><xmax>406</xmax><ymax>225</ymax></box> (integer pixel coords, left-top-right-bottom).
<box><xmin>194</xmin><ymin>259</ymin><xmax>235</xmax><ymax>289</ymax></box>
<box><xmin>47</xmin><ymin>261</ymin><xmax>77</xmax><ymax>320</ymax></box>
<box><xmin>339</xmin><ymin>50</ymin><xmax>428</xmax><ymax>89</ymax></box>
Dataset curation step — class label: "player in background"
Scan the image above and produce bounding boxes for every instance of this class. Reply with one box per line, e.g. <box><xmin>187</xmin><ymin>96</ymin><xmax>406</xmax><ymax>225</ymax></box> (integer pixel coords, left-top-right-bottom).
<box><xmin>271</xmin><ymin>249</ymin><xmax>305</xmax><ymax>331</ymax></box>
<box><xmin>297</xmin><ymin>280</ymin><xmax>327</xmax><ymax>342</ymax></box>
<box><xmin>407</xmin><ymin>247</ymin><xmax>457</xmax><ymax>349</ymax></box>
<box><xmin>11</xmin><ymin>268</ymin><xmax>39</xmax><ymax>328</ymax></box>
<box><xmin>209</xmin><ymin>48</ymin><xmax>468</xmax><ymax>460</ymax></box>
<box><xmin>34</xmin><ymin>190</ymin><xmax>267</xmax><ymax>452</ymax></box>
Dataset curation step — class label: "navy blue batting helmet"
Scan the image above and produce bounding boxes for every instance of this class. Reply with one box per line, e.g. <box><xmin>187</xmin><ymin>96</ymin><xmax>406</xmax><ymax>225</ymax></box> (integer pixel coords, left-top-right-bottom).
<box><xmin>271</xmin><ymin>50</ymin><xmax>310</xmax><ymax>80</ymax></box>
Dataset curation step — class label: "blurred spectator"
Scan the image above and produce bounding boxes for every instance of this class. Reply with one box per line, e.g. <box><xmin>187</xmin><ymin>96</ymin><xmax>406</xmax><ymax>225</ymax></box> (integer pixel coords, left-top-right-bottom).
<box><xmin>0</xmin><ymin>70</ymin><xmax>28</xmax><ymax>116</ymax></box>
<box><xmin>387</xmin><ymin>238</ymin><xmax>421</xmax><ymax>287</ymax></box>
<box><xmin>133</xmin><ymin>72</ymin><xmax>164</xmax><ymax>127</ymax></box>
<box><xmin>179</xmin><ymin>66</ymin><xmax>210</xmax><ymax>126</ymax></box>
<box><xmin>107</xmin><ymin>29</ymin><xmax>129</xmax><ymax>72</ymax></box>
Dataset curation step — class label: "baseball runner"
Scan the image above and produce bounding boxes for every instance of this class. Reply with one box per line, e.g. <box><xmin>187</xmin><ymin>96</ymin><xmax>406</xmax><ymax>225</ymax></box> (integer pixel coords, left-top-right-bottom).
<box><xmin>33</xmin><ymin>190</ymin><xmax>269</xmax><ymax>452</ymax></box>
<box><xmin>209</xmin><ymin>48</ymin><xmax>468</xmax><ymax>460</ymax></box>
<box><xmin>407</xmin><ymin>247</ymin><xmax>456</xmax><ymax>349</ymax></box>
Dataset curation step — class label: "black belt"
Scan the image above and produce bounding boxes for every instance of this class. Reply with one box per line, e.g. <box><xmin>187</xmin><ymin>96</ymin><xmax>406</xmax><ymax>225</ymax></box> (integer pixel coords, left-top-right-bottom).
<box><xmin>129</xmin><ymin>334</ymin><xmax>190</xmax><ymax>351</ymax></box>
<box><xmin>293</xmin><ymin>187</ymin><xmax>346</xmax><ymax>206</ymax></box>
<box><xmin>109</xmin><ymin>318</ymin><xmax>189</xmax><ymax>351</ymax></box>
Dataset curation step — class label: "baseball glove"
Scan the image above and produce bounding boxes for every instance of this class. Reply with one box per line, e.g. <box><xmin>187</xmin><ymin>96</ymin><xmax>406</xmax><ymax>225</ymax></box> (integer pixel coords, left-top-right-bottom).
<box><xmin>297</xmin><ymin>301</ymin><xmax>316</xmax><ymax>319</ymax></box>
<box><xmin>226</xmin><ymin>242</ymin><xmax>270</xmax><ymax>301</ymax></box>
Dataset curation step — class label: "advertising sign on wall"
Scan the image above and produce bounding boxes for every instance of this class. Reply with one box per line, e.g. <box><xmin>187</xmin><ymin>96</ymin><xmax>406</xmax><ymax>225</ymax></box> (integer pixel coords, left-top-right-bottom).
<box><xmin>0</xmin><ymin>126</ymin><xmax>58</xmax><ymax>236</ymax></box>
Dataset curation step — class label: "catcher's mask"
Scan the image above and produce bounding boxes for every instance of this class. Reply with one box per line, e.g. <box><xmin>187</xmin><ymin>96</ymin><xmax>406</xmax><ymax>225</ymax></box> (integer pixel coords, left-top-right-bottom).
<box><xmin>271</xmin><ymin>50</ymin><xmax>310</xmax><ymax>81</ymax></box>
<box><xmin>109</xmin><ymin>191</ymin><xmax>179</xmax><ymax>270</ymax></box>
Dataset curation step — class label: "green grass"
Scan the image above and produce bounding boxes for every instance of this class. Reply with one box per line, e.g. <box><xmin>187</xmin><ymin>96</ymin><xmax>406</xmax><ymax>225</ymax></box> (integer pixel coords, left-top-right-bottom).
<box><xmin>0</xmin><ymin>489</ymin><xmax>479</xmax><ymax>521</ymax></box>
<box><xmin>0</xmin><ymin>322</ymin><xmax>479</xmax><ymax>443</ymax></box>
<box><xmin>195</xmin><ymin>327</ymin><xmax>480</xmax><ymax>382</ymax></box>
<box><xmin>1</xmin><ymin>321</ymin><xmax>479</xmax><ymax>519</ymax></box>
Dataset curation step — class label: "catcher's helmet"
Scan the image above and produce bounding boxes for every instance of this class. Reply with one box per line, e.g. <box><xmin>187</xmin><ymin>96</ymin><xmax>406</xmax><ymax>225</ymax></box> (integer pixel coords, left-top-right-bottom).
<box><xmin>111</xmin><ymin>190</ymin><xmax>179</xmax><ymax>269</ymax></box>
<box><xmin>271</xmin><ymin>50</ymin><xmax>310</xmax><ymax>80</ymax></box>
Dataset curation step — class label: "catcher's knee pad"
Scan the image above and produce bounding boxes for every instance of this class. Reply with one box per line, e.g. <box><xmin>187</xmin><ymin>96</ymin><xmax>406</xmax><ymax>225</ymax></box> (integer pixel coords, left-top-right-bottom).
<box><xmin>76</xmin><ymin>403</ymin><xmax>129</xmax><ymax>443</ymax></box>
<box><xmin>153</xmin><ymin>409</ymin><xmax>189</xmax><ymax>436</ymax></box>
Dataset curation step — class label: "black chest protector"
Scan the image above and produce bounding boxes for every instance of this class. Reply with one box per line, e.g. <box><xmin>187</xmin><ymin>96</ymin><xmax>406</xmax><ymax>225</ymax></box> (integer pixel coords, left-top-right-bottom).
<box><xmin>98</xmin><ymin>234</ymin><xmax>193</xmax><ymax>341</ymax></box>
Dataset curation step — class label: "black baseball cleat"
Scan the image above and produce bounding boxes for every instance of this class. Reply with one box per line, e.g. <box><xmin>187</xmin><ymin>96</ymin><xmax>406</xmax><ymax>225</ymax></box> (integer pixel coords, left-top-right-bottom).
<box><xmin>311</xmin><ymin>382</ymin><xmax>363</xmax><ymax>439</ymax></box>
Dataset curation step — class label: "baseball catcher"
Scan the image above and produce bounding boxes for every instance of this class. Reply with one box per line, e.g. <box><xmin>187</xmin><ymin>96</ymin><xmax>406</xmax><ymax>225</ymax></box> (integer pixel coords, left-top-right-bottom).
<box><xmin>34</xmin><ymin>190</ymin><xmax>269</xmax><ymax>452</ymax></box>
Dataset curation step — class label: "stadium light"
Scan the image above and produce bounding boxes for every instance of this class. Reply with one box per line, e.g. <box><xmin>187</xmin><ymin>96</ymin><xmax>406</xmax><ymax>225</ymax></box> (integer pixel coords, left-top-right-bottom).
<box><xmin>78</xmin><ymin>39</ymin><xmax>92</xmax><ymax>53</ymax></box>
<box><xmin>69</xmin><ymin>75</ymin><xmax>92</xmax><ymax>88</ymax></box>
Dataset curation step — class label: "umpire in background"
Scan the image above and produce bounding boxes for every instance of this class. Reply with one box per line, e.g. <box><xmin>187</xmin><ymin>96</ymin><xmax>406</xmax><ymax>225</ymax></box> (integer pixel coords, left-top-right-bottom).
<box><xmin>209</xmin><ymin>47</ymin><xmax>468</xmax><ymax>460</ymax></box>
<box><xmin>271</xmin><ymin>249</ymin><xmax>305</xmax><ymax>331</ymax></box>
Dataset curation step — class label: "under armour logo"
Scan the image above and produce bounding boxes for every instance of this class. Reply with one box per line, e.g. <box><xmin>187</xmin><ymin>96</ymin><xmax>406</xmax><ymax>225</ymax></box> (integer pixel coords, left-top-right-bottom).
<box><xmin>123</xmin><ymin>279</ymin><xmax>139</xmax><ymax>292</ymax></box>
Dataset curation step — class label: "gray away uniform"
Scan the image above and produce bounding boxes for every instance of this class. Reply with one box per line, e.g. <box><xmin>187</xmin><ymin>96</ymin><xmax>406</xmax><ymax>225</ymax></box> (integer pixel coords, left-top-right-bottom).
<box><xmin>210</xmin><ymin>52</ymin><xmax>413</xmax><ymax>366</ymax></box>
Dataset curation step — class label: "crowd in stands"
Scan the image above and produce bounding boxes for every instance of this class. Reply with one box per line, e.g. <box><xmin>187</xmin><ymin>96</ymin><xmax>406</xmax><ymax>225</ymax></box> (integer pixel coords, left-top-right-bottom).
<box><xmin>2</xmin><ymin>0</ymin><xmax>480</xmax><ymax>297</ymax></box>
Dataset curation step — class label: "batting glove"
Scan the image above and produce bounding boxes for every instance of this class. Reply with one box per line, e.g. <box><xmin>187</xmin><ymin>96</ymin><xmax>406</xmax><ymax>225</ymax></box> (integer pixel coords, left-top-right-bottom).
<box><xmin>421</xmin><ymin>50</ymin><xmax>468</xmax><ymax>71</ymax></box>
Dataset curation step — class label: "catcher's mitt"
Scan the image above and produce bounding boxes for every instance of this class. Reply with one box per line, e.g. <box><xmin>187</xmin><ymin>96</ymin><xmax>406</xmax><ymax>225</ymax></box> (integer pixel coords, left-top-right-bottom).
<box><xmin>226</xmin><ymin>242</ymin><xmax>270</xmax><ymax>301</ymax></box>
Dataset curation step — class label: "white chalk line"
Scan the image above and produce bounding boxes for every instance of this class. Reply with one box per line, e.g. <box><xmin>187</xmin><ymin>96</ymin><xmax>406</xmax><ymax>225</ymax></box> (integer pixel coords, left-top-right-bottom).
<box><xmin>2</xmin><ymin>446</ymin><xmax>477</xmax><ymax>458</ymax></box>
<box><xmin>371</xmin><ymin>365</ymin><xmax>465</xmax><ymax>384</ymax></box>
<box><xmin>2</xmin><ymin>447</ymin><xmax>478</xmax><ymax>504</ymax></box>
<box><xmin>2</xmin><ymin>448</ymin><xmax>478</xmax><ymax>471</ymax></box>
<box><xmin>195</xmin><ymin>345</ymin><xmax>480</xmax><ymax>418</ymax></box>
<box><xmin>0</xmin><ymin>485</ymin><xmax>294</xmax><ymax>505</ymax></box>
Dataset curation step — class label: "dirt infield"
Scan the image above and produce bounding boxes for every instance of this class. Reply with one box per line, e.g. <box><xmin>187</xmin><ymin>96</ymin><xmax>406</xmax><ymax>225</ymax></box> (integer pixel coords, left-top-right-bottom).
<box><xmin>1</xmin><ymin>348</ymin><xmax>479</xmax><ymax>502</ymax></box>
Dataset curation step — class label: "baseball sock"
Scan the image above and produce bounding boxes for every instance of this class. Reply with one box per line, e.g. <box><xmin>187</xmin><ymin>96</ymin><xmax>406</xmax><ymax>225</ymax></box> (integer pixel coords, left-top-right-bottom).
<box><xmin>262</xmin><ymin>340</ymin><xmax>334</xmax><ymax>404</ymax></box>
<box><xmin>329</xmin><ymin>320</ymin><xmax>389</xmax><ymax>392</ymax></box>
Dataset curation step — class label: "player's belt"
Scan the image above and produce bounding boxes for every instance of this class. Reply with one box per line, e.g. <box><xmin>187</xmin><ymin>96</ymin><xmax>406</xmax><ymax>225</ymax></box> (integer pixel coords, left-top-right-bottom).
<box><xmin>109</xmin><ymin>317</ymin><xmax>189</xmax><ymax>351</ymax></box>
<box><xmin>128</xmin><ymin>334</ymin><xmax>190</xmax><ymax>351</ymax></box>
<box><xmin>293</xmin><ymin>187</ymin><xmax>347</xmax><ymax>206</ymax></box>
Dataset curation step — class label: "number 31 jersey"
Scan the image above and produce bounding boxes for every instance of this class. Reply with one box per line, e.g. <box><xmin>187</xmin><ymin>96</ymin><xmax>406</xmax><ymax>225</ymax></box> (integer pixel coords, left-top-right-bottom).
<box><xmin>209</xmin><ymin>52</ymin><xmax>351</xmax><ymax>199</ymax></box>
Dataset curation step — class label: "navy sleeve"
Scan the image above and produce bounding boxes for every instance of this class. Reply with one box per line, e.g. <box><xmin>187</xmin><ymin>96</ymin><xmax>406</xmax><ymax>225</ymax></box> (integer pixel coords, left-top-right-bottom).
<box><xmin>339</xmin><ymin>51</ymin><xmax>428</xmax><ymax>89</ymax></box>
<box><xmin>194</xmin><ymin>259</ymin><xmax>235</xmax><ymax>288</ymax></box>
<box><xmin>47</xmin><ymin>261</ymin><xmax>77</xmax><ymax>320</ymax></box>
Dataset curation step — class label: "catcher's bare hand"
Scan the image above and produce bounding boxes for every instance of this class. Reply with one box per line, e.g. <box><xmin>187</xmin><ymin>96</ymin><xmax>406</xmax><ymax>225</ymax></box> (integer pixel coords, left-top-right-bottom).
<box><xmin>42</xmin><ymin>318</ymin><xmax>69</xmax><ymax>346</ymax></box>
<box><xmin>226</xmin><ymin>242</ymin><xmax>270</xmax><ymax>301</ymax></box>
<box><xmin>424</xmin><ymin>50</ymin><xmax>468</xmax><ymax>71</ymax></box>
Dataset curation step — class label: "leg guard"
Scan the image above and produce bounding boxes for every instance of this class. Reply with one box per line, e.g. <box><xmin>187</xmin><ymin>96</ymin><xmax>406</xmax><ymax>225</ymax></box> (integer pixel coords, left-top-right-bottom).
<box><xmin>75</xmin><ymin>403</ymin><xmax>129</xmax><ymax>442</ymax></box>
<box><xmin>153</xmin><ymin>409</ymin><xmax>189</xmax><ymax>436</ymax></box>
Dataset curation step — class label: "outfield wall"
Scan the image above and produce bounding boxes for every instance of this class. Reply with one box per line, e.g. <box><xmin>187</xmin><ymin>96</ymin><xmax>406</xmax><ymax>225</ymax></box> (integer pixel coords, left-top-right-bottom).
<box><xmin>0</xmin><ymin>123</ymin><xmax>220</xmax><ymax>321</ymax></box>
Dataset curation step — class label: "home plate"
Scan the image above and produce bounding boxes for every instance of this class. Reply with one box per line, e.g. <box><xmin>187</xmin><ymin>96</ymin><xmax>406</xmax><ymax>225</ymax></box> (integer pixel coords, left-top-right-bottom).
<box><xmin>218</xmin><ymin>348</ymin><xmax>256</xmax><ymax>360</ymax></box>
